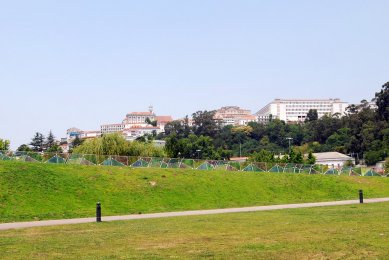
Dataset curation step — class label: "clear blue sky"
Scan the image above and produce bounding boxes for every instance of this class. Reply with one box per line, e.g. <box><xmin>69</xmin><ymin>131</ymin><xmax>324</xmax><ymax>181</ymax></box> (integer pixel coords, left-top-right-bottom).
<box><xmin>1</xmin><ymin>1</ymin><xmax>388</xmax><ymax>149</ymax></box>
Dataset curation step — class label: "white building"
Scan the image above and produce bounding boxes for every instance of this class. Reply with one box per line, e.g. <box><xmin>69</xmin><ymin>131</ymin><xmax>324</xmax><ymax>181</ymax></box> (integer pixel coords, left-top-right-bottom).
<box><xmin>66</xmin><ymin>127</ymin><xmax>101</xmax><ymax>141</ymax></box>
<box><xmin>122</xmin><ymin>126</ymin><xmax>162</xmax><ymax>141</ymax></box>
<box><xmin>255</xmin><ymin>98</ymin><xmax>348</xmax><ymax>123</ymax></box>
<box><xmin>313</xmin><ymin>152</ymin><xmax>355</xmax><ymax>168</ymax></box>
<box><xmin>66</xmin><ymin>127</ymin><xmax>82</xmax><ymax>141</ymax></box>
<box><xmin>214</xmin><ymin>106</ymin><xmax>257</xmax><ymax>126</ymax></box>
<box><xmin>100</xmin><ymin>123</ymin><xmax>125</xmax><ymax>134</ymax></box>
<box><xmin>100</xmin><ymin>107</ymin><xmax>173</xmax><ymax>138</ymax></box>
<box><xmin>79</xmin><ymin>131</ymin><xmax>101</xmax><ymax>139</ymax></box>
<box><xmin>123</xmin><ymin>106</ymin><xmax>156</xmax><ymax>127</ymax></box>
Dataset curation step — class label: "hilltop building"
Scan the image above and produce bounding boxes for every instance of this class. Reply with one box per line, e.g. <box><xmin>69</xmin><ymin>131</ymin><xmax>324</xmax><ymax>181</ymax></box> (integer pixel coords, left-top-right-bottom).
<box><xmin>63</xmin><ymin>107</ymin><xmax>173</xmax><ymax>149</ymax></box>
<box><xmin>63</xmin><ymin>127</ymin><xmax>101</xmax><ymax>152</ymax></box>
<box><xmin>66</xmin><ymin>127</ymin><xmax>101</xmax><ymax>142</ymax></box>
<box><xmin>123</xmin><ymin>106</ymin><xmax>156</xmax><ymax>126</ymax></box>
<box><xmin>214</xmin><ymin>106</ymin><xmax>257</xmax><ymax>126</ymax></box>
<box><xmin>100</xmin><ymin>124</ymin><xmax>125</xmax><ymax>134</ymax></box>
<box><xmin>100</xmin><ymin>106</ymin><xmax>173</xmax><ymax>141</ymax></box>
<box><xmin>255</xmin><ymin>98</ymin><xmax>348</xmax><ymax>123</ymax></box>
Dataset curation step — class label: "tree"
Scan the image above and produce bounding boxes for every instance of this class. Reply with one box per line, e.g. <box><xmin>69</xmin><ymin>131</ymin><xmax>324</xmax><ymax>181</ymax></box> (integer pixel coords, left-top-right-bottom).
<box><xmin>259</xmin><ymin>136</ymin><xmax>270</xmax><ymax>146</ymax></box>
<box><xmin>71</xmin><ymin>136</ymin><xmax>84</xmax><ymax>148</ymax></box>
<box><xmin>305</xmin><ymin>109</ymin><xmax>318</xmax><ymax>122</ymax></box>
<box><xmin>17</xmin><ymin>144</ymin><xmax>32</xmax><ymax>152</ymax></box>
<box><xmin>326</xmin><ymin>128</ymin><xmax>351</xmax><ymax>153</ymax></box>
<box><xmin>46</xmin><ymin>144</ymin><xmax>63</xmax><ymax>153</ymax></box>
<box><xmin>145</xmin><ymin>117</ymin><xmax>157</xmax><ymax>127</ymax></box>
<box><xmin>344</xmin><ymin>160</ymin><xmax>354</xmax><ymax>167</ymax></box>
<box><xmin>364</xmin><ymin>150</ymin><xmax>384</xmax><ymax>166</ymax></box>
<box><xmin>165</xmin><ymin>134</ymin><xmax>221</xmax><ymax>159</ymax></box>
<box><xmin>306</xmin><ymin>151</ymin><xmax>316</xmax><ymax>164</ymax></box>
<box><xmin>192</xmin><ymin>110</ymin><xmax>221</xmax><ymax>137</ymax></box>
<box><xmin>164</xmin><ymin>120</ymin><xmax>187</xmax><ymax>138</ymax></box>
<box><xmin>74</xmin><ymin>133</ymin><xmax>165</xmax><ymax>157</ymax></box>
<box><xmin>182</xmin><ymin>115</ymin><xmax>192</xmax><ymax>137</ymax></box>
<box><xmin>293</xmin><ymin>151</ymin><xmax>304</xmax><ymax>164</ymax></box>
<box><xmin>158</xmin><ymin>82</ymin><xmax>389</xmax><ymax>162</ymax></box>
<box><xmin>266</xmin><ymin>119</ymin><xmax>288</xmax><ymax>146</ymax></box>
<box><xmin>375</xmin><ymin>81</ymin><xmax>389</xmax><ymax>121</ymax></box>
<box><xmin>249</xmin><ymin>149</ymin><xmax>275</xmax><ymax>163</ymax></box>
<box><xmin>30</xmin><ymin>132</ymin><xmax>45</xmax><ymax>152</ymax></box>
<box><xmin>0</xmin><ymin>139</ymin><xmax>10</xmax><ymax>151</ymax></box>
<box><xmin>45</xmin><ymin>130</ymin><xmax>56</xmax><ymax>150</ymax></box>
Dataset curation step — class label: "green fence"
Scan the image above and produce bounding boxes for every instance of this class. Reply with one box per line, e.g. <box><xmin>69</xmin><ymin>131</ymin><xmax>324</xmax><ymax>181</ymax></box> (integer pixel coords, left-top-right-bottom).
<box><xmin>0</xmin><ymin>150</ymin><xmax>387</xmax><ymax>177</ymax></box>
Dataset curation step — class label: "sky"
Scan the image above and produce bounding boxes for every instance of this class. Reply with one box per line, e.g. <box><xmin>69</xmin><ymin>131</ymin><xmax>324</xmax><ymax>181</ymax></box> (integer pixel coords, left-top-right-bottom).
<box><xmin>0</xmin><ymin>1</ymin><xmax>388</xmax><ymax>149</ymax></box>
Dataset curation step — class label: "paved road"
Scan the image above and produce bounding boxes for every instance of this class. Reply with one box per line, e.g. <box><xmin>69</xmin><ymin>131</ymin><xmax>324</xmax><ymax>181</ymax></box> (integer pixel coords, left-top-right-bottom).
<box><xmin>1</xmin><ymin>198</ymin><xmax>389</xmax><ymax>231</ymax></box>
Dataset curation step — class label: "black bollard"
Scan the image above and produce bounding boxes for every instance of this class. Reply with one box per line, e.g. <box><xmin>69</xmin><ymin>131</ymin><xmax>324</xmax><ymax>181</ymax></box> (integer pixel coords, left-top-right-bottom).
<box><xmin>96</xmin><ymin>202</ymin><xmax>102</xmax><ymax>222</ymax></box>
<box><xmin>359</xmin><ymin>190</ymin><xmax>364</xmax><ymax>204</ymax></box>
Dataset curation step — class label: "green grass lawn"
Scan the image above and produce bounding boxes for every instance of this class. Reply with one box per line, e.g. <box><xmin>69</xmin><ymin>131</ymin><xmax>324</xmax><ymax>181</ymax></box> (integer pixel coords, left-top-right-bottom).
<box><xmin>0</xmin><ymin>160</ymin><xmax>389</xmax><ymax>223</ymax></box>
<box><xmin>0</xmin><ymin>203</ymin><xmax>388</xmax><ymax>259</ymax></box>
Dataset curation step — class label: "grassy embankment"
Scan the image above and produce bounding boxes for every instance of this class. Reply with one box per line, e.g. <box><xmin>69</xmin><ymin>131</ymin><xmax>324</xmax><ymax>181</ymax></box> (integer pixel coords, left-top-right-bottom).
<box><xmin>0</xmin><ymin>203</ymin><xmax>388</xmax><ymax>259</ymax></box>
<box><xmin>0</xmin><ymin>160</ymin><xmax>388</xmax><ymax>223</ymax></box>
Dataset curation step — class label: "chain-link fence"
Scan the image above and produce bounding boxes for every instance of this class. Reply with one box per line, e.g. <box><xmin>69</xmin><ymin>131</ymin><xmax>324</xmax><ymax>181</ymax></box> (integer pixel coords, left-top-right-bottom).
<box><xmin>0</xmin><ymin>150</ymin><xmax>387</xmax><ymax>177</ymax></box>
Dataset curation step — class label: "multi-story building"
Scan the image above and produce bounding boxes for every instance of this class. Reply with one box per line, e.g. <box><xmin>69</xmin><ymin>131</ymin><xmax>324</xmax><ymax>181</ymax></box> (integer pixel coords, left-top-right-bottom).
<box><xmin>155</xmin><ymin>116</ymin><xmax>174</xmax><ymax>129</ymax></box>
<box><xmin>99</xmin><ymin>106</ymin><xmax>173</xmax><ymax>139</ymax></box>
<box><xmin>66</xmin><ymin>127</ymin><xmax>101</xmax><ymax>141</ymax></box>
<box><xmin>255</xmin><ymin>98</ymin><xmax>348</xmax><ymax>123</ymax></box>
<box><xmin>123</xmin><ymin>106</ymin><xmax>156</xmax><ymax>127</ymax></box>
<box><xmin>214</xmin><ymin>106</ymin><xmax>257</xmax><ymax>126</ymax></box>
<box><xmin>63</xmin><ymin>127</ymin><xmax>101</xmax><ymax>152</ymax></box>
<box><xmin>122</xmin><ymin>125</ymin><xmax>162</xmax><ymax>141</ymax></box>
<box><xmin>100</xmin><ymin>123</ymin><xmax>125</xmax><ymax>134</ymax></box>
<box><xmin>66</xmin><ymin>127</ymin><xmax>82</xmax><ymax>140</ymax></box>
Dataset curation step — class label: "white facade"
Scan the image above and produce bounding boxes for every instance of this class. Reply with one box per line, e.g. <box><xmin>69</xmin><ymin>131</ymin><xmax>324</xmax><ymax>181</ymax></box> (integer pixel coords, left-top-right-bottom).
<box><xmin>255</xmin><ymin>98</ymin><xmax>348</xmax><ymax>123</ymax></box>
<box><xmin>122</xmin><ymin>126</ymin><xmax>162</xmax><ymax>141</ymax></box>
<box><xmin>66</xmin><ymin>107</ymin><xmax>172</xmax><ymax>143</ymax></box>
<box><xmin>66</xmin><ymin>127</ymin><xmax>82</xmax><ymax>141</ymax></box>
<box><xmin>80</xmin><ymin>131</ymin><xmax>101</xmax><ymax>139</ymax></box>
<box><xmin>214</xmin><ymin>106</ymin><xmax>257</xmax><ymax>126</ymax></box>
<box><xmin>101</xmin><ymin>109</ymin><xmax>172</xmax><ymax>135</ymax></box>
<box><xmin>66</xmin><ymin>127</ymin><xmax>101</xmax><ymax>142</ymax></box>
<box><xmin>123</xmin><ymin>113</ymin><xmax>156</xmax><ymax>127</ymax></box>
<box><xmin>313</xmin><ymin>152</ymin><xmax>355</xmax><ymax>168</ymax></box>
<box><xmin>100</xmin><ymin>124</ymin><xmax>125</xmax><ymax>134</ymax></box>
<box><xmin>155</xmin><ymin>116</ymin><xmax>173</xmax><ymax>130</ymax></box>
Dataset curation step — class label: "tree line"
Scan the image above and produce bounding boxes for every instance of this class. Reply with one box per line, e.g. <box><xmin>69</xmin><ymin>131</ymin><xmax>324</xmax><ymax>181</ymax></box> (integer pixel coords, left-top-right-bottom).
<box><xmin>16</xmin><ymin>131</ymin><xmax>63</xmax><ymax>153</ymax></box>
<box><xmin>155</xmin><ymin>82</ymin><xmax>389</xmax><ymax>165</ymax></box>
<box><xmin>2</xmin><ymin>82</ymin><xmax>388</xmax><ymax>166</ymax></box>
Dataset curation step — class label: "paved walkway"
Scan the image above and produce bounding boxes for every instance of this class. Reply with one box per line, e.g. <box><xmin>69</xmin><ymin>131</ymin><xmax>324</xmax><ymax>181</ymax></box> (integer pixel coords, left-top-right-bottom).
<box><xmin>1</xmin><ymin>198</ymin><xmax>389</xmax><ymax>231</ymax></box>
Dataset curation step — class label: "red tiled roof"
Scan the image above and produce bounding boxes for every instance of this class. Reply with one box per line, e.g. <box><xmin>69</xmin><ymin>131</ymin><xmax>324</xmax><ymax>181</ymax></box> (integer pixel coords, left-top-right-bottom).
<box><xmin>156</xmin><ymin>116</ymin><xmax>173</xmax><ymax>122</ymax></box>
<box><xmin>241</xmin><ymin>115</ymin><xmax>257</xmax><ymax>120</ymax></box>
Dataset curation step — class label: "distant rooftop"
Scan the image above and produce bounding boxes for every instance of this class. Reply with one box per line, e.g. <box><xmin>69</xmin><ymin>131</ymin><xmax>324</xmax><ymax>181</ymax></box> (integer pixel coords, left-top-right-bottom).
<box><xmin>127</xmin><ymin>111</ymin><xmax>155</xmax><ymax>116</ymax></box>
<box><xmin>313</xmin><ymin>152</ymin><xmax>354</xmax><ymax>161</ymax></box>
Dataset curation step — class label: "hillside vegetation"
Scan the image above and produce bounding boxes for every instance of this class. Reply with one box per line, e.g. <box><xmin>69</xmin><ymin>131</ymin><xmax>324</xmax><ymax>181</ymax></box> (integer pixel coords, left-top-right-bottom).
<box><xmin>0</xmin><ymin>161</ymin><xmax>388</xmax><ymax>222</ymax></box>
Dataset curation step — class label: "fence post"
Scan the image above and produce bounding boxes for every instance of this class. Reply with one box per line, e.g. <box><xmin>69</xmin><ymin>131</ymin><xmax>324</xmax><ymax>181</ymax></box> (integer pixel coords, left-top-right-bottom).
<box><xmin>96</xmin><ymin>202</ymin><xmax>102</xmax><ymax>222</ymax></box>
<box><xmin>359</xmin><ymin>190</ymin><xmax>364</xmax><ymax>204</ymax></box>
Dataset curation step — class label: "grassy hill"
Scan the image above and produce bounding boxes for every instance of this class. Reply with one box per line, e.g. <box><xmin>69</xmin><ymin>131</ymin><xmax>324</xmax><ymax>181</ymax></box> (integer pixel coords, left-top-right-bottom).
<box><xmin>0</xmin><ymin>160</ymin><xmax>388</xmax><ymax>223</ymax></box>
